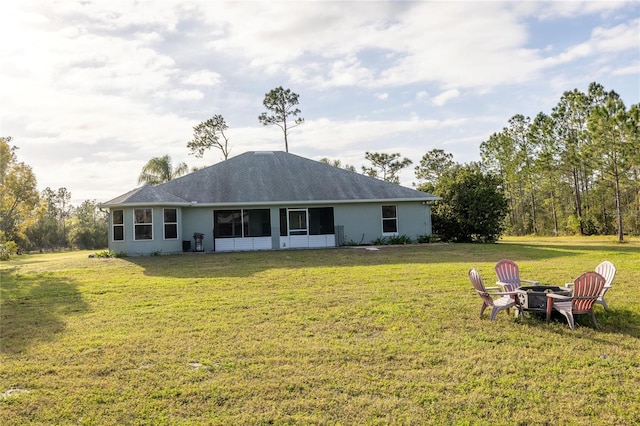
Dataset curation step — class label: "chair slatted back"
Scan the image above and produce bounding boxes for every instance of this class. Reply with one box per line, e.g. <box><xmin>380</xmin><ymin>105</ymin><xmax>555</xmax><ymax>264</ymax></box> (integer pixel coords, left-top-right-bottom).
<box><xmin>595</xmin><ymin>261</ymin><xmax>616</xmax><ymax>287</ymax></box>
<box><xmin>572</xmin><ymin>272</ymin><xmax>606</xmax><ymax>314</ymax></box>
<box><xmin>495</xmin><ymin>259</ymin><xmax>520</xmax><ymax>290</ymax></box>
<box><xmin>469</xmin><ymin>269</ymin><xmax>494</xmax><ymax>307</ymax></box>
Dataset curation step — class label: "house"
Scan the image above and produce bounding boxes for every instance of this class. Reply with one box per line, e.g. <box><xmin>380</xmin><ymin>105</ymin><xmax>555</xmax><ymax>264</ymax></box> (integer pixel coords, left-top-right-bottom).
<box><xmin>100</xmin><ymin>151</ymin><xmax>440</xmax><ymax>255</ymax></box>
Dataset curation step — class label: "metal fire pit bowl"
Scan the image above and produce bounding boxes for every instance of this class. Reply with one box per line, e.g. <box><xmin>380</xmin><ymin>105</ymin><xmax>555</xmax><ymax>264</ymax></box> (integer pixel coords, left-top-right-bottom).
<box><xmin>516</xmin><ymin>286</ymin><xmax>572</xmax><ymax>312</ymax></box>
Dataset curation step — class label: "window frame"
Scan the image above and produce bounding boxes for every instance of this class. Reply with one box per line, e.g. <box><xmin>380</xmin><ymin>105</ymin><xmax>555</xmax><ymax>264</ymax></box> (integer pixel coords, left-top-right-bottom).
<box><xmin>134</xmin><ymin>208</ymin><xmax>154</xmax><ymax>241</ymax></box>
<box><xmin>112</xmin><ymin>209</ymin><xmax>124</xmax><ymax>242</ymax></box>
<box><xmin>287</xmin><ymin>209</ymin><xmax>308</xmax><ymax>236</ymax></box>
<box><xmin>163</xmin><ymin>208</ymin><xmax>178</xmax><ymax>240</ymax></box>
<box><xmin>381</xmin><ymin>205</ymin><xmax>398</xmax><ymax>235</ymax></box>
<box><xmin>214</xmin><ymin>209</ymin><xmax>271</xmax><ymax>238</ymax></box>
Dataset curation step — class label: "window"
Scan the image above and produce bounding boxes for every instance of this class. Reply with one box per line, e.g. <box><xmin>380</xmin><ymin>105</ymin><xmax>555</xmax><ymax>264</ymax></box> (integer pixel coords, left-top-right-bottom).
<box><xmin>215</xmin><ymin>209</ymin><xmax>271</xmax><ymax>238</ymax></box>
<box><xmin>382</xmin><ymin>205</ymin><xmax>398</xmax><ymax>234</ymax></box>
<box><xmin>112</xmin><ymin>210</ymin><xmax>124</xmax><ymax>241</ymax></box>
<box><xmin>134</xmin><ymin>208</ymin><xmax>153</xmax><ymax>240</ymax></box>
<box><xmin>164</xmin><ymin>208</ymin><xmax>178</xmax><ymax>240</ymax></box>
<box><xmin>309</xmin><ymin>207</ymin><xmax>334</xmax><ymax>235</ymax></box>
<box><xmin>288</xmin><ymin>209</ymin><xmax>308</xmax><ymax>235</ymax></box>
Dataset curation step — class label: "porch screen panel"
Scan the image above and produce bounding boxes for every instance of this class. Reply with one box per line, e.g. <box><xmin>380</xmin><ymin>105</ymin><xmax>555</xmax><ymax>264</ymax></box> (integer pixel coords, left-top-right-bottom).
<box><xmin>279</xmin><ymin>209</ymin><xmax>287</xmax><ymax>236</ymax></box>
<box><xmin>243</xmin><ymin>209</ymin><xmax>271</xmax><ymax>237</ymax></box>
<box><xmin>214</xmin><ymin>210</ymin><xmax>242</xmax><ymax>238</ymax></box>
<box><xmin>309</xmin><ymin>207</ymin><xmax>334</xmax><ymax>235</ymax></box>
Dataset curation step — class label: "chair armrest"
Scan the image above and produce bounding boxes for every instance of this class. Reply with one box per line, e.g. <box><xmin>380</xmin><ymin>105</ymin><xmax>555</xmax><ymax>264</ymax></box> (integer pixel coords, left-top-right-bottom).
<box><xmin>546</xmin><ymin>293</ymin><xmax>571</xmax><ymax>300</ymax></box>
<box><xmin>565</xmin><ymin>282</ymin><xmax>574</xmax><ymax>288</ymax></box>
<box><xmin>476</xmin><ymin>288</ymin><xmax>517</xmax><ymax>297</ymax></box>
<box><xmin>492</xmin><ymin>290</ymin><xmax>519</xmax><ymax>297</ymax></box>
<box><xmin>521</xmin><ymin>279</ymin><xmax>540</xmax><ymax>285</ymax></box>
<box><xmin>496</xmin><ymin>281</ymin><xmax>519</xmax><ymax>291</ymax></box>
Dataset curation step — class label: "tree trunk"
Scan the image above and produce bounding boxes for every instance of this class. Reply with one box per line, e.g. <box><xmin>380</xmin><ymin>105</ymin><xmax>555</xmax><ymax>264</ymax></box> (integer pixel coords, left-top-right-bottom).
<box><xmin>530</xmin><ymin>188</ymin><xmax>538</xmax><ymax>235</ymax></box>
<box><xmin>614</xmin><ymin>167</ymin><xmax>624</xmax><ymax>242</ymax></box>
<box><xmin>572</xmin><ymin>167</ymin><xmax>584</xmax><ymax>235</ymax></box>
<box><xmin>550</xmin><ymin>189</ymin><xmax>559</xmax><ymax>236</ymax></box>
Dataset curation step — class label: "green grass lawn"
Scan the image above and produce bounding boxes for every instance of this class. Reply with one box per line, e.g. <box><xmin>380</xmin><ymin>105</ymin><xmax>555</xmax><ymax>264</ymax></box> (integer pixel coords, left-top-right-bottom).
<box><xmin>1</xmin><ymin>237</ymin><xmax>639</xmax><ymax>425</ymax></box>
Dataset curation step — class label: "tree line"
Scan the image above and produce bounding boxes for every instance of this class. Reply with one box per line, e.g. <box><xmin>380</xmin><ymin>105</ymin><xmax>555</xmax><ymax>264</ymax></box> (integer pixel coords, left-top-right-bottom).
<box><xmin>1</xmin><ymin>137</ymin><xmax>107</xmax><ymax>259</ymax></box>
<box><xmin>330</xmin><ymin>83</ymin><xmax>638</xmax><ymax>243</ymax></box>
<box><xmin>479</xmin><ymin>82</ymin><xmax>638</xmax><ymax>242</ymax></box>
<box><xmin>3</xmin><ymin>81</ymin><xmax>636</xmax><ymax>258</ymax></box>
<box><xmin>138</xmin><ymin>81</ymin><xmax>639</xmax><ymax>244</ymax></box>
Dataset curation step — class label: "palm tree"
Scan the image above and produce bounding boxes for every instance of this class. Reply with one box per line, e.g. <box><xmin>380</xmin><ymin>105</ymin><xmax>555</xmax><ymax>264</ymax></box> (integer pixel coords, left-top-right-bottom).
<box><xmin>137</xmin><ymin>155</ymin><xmax>188</xmax><ymax>186</ymax></box>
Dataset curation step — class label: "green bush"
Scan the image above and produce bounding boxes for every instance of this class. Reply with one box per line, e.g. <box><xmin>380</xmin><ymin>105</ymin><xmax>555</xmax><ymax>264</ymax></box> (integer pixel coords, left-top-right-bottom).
<box><xmin>371</xmin><ymin>236</ymin><xmax>388</xmax><ymax>245</ymax></box>
<box><xmin>0</xmin><ymin>241</ymin><xmax>18</xmax><ymax>261</ymax></box>
<box><xmin>387</xmin><ymin>234</ymin><xmax>413</xmax><ymax>245</ymax></box>
<box><xmin>417</xmin><ymin>234</ymin><xmax>439</xmax><ymax>243</ymax></box>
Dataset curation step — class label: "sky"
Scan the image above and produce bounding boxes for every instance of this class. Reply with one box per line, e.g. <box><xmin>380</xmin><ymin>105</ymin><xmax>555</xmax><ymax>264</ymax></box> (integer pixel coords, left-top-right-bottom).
<box><xmin>1</xmin><ymin>0</ymin><xmax>639</xmax><ymax>205</ymax></box>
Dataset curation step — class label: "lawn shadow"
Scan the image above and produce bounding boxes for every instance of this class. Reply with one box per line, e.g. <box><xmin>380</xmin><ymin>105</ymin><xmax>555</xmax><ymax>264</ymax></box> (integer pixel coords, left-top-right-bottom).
<box><xmin>0</xmin><ymin>273</ymin><xmax>90</xmax><ymax>354</ymax></box>
<box><xmin>122</xmin><ymin>242</ymin><xmax>629</xmax><ymax>279</ymax></box>
<box><xmin>518</xmin><ymin>307</ymin><xmax>640</xmax><ymax>338</ymax></box>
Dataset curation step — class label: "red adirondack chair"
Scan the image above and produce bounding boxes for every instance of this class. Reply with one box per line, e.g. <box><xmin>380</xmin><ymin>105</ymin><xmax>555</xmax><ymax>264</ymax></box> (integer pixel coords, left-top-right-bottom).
<box><xmin>547</xmin><ymin>271</ymin><xmax>606</xmax><ymax>330</ymax></box>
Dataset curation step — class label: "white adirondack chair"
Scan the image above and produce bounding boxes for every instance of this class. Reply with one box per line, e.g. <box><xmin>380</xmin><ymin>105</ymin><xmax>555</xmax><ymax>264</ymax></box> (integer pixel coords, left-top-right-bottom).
<box><xmin>494</xmin><ymin>259</ymin><xmax>540</xmax><ymax>292</ymax></box>
<box><xmin>469</xmin><ymin>268</ymin><xmax>518</xmax><ymax>321</ymax></box>
<box><xmin>594</xmin><ymin>261</ymin><xmax>616</xmax><ymax>311</ymax></box>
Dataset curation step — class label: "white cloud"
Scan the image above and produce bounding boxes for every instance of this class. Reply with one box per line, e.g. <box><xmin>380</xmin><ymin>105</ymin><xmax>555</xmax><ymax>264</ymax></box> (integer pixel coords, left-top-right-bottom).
<box><xmin>432</xmin><ymin>89</ymin><xmax>461</xmax><ymax>107</ymax></box>
<box><xmin>157</xmin><ymin>89</ymin><xmax>205</xmax><ymax>101</ymax></box>
<box><xmin>543</xmin><ymin>18</ymin><xmax>640</xmax><ymax>67</ymax></box>
<box><xmin>515</xmin><ymin>1</ymin><xmax>630</xmax><ymax>20</ymax></box>
<box><xmin>181</xmin><ymin>70</ymin><xmax>222</xmax><ymax>86</ymax></box>
<box><xmin>0</xmin><ymin>0</ymin><xmax>637</xmax><ymax>204</ymax></box>
<box><xmin>612</xmin><ymin>61</ymin><xmax>640</xmax><ymax>76</ymax></box>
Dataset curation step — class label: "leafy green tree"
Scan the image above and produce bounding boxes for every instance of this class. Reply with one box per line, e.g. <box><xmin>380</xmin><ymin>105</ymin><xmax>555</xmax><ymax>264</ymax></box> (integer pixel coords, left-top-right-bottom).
<box><xmin>187</xmin><ymin>114</ymin><xmax>231</xmax><ymax>160</ymax></box>
<box><xmin>362</xmin><ymin>152</ymin><xmax>412</xmax><ymax>184</ymax></box>
<box><xmin>258</xmin><ymin>86</ymin><xmax>304</xmax><ymax>153</ymax></box>
<box><xmin>432</xmin><ymin>163</ymin><xmax>509</xmax><ymax>243</ymax></box>
<box><xmin>68</xmin><ymin>200</ymin><xmax>108</xmax><ymax>249</ymax></box>
<box><xmin>586</xmin><ymin>85</ymin><xmax>639</xmax><ymax>242</ymax></box>
<box><xmin>551</xmin><ymin>89</ymin><xmax>592</xmax><ymax>235</ymax></box>
<box><xmin>0</xmin><ymin>137</ymin><xmax>40</xmax><ymax>249</ymax></box>
<box><xmin>415</xmin><ymin>149</ymin><xmax>455</xmax><ymax>193</ymax></box>
<box><xmin>26</xmin><ymin>188</ymin><xmax>61</xmax><ymax>250</ymax></box>
<box><xmin>530</xmin><ymin>112</ymin><xmax>563</xmax><ymax>235</ymax></box>
<box><xmin>25</xmin><ymin>187</ymin><xmax>73</xmax><ymax>250</ymax></box>
<box><xmin>319</xmin><ymin>158</ymin><xmax>356</xmax><ymax>172</ymax></box>
<box><xmin>628</xmin><ymin>103</ymin><xmax>640</xmax><ymax>235</ymax></box>
<box><xmin>480</xmin><ymin>128</ymin><xmax>520</xmax><ymax>233</ymax></box>
<box><xmin>138</xmin><ymin>155</ymin><xmax>188</xmax><ymax>186</ymax></box>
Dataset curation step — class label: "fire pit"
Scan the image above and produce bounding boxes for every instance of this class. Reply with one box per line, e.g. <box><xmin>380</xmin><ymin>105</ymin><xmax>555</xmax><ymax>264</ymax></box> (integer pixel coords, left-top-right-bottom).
<box><xmin>516</xmin><ymin>286</ymin><xmax>572</xmax><ymax>312</ymax></box>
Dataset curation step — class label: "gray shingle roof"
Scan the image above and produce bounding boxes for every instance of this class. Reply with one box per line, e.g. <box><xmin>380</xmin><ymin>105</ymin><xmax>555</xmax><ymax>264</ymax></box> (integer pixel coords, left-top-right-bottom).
<box><xmin>102</xmin><ymin>151</ymin><xmax>439</xmax><ymax>207</ymax></box>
